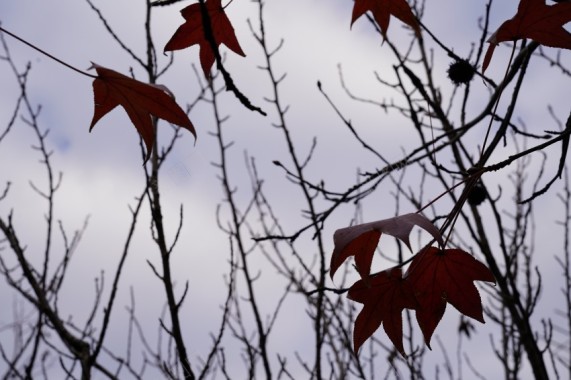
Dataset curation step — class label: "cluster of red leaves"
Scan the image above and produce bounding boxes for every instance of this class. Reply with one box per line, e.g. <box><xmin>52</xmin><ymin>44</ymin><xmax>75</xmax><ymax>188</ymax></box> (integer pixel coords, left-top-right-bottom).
<box><xmin>86</xmin><ymin>0</ymin><xmax>571</xmax><ymax>160</ymax></box>
<box><xmin>86</xmin><ymin>0</ymin><xmax>571</xmax><ymax>355</ymax></box>
<box><xmin>84</xmin><ymin>0</ymin><xmax>571</xmax><ymax>355</ymax></box>
<box><xmin>333</xmin><ymin>0</ymin><xmax>571</xmax><ymax>357</ymax></box>
<box><xmin>85</xmin><ymin>0</ymin><xmax>569</xmax><ymax>355</ymax></box>
<box><xmin>331</xmin><ymin>213</ymin><xmax>495</xmax><ymax>356</ymax></box>
<box><xmin>89</xmin><ymin>0</ymin><xmax>245</xmax><ymax>160</ymax></box>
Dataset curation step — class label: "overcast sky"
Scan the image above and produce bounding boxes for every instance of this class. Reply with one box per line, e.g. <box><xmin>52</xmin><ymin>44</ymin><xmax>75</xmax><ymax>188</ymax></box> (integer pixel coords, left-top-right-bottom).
<box><xmin>1</xmin><ymin>0</ymin><xmax>570</xmax><ymax>378</ymax></box>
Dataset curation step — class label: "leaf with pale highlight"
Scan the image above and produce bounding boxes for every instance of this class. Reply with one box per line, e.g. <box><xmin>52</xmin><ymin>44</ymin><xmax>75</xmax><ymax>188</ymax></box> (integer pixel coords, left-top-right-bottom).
<box><xmin>330</xmin><ymin>213</ymin><xmax>442</xmax><ymax>279</ymax></box>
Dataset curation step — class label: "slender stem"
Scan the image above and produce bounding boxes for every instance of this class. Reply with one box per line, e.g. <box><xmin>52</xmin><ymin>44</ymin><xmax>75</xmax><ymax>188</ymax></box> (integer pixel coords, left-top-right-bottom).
<box><xmin>0</xmin><ymin>26</ymin><xmax>96</xmax><ymax>78</ymax></box>
<box><xmin>480</xmin><ymin>42</ymin><xmax>516</xmax><ymax>156</ymax></box>
<box><xmin>417</xmin><ymin>176</ymin><xmax>470</xmax><ymax>214</ymax></box>
<box><xmin>196</xmin><ymin>0</ymin><xmax>266</xmax><ymax>115</ymax></box>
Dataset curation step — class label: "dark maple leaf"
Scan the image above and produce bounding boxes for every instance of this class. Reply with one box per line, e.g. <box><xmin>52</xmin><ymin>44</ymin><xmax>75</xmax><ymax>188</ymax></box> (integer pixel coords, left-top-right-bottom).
<box><xmin>351</xmin><ymin>0</ymin><xmax>420</xmax><ymax>39</ymax></box>
<box><xmin>330</xmin><ymin>213</ymin><xmax>443</xmax><ymax>279</ymax></box>
<box><xmin>482</xmin><ymin>0</ymin><xmax>571</xmax><ymax>72</ymax></box>
<box><xmin>405</xmin><ymin>247</ymin><xmax>495</xmax><ymax>347</ymax></box>
<box><xmin>348</xmin><ymin>267</ymin><xmax>418</xmax><ymax>355</ymax></box>
<box><xmin>89</xmin><ymin>63</ymin><xmax>196</xmax><ymax>162</ymax></box>
<box><xmin>164</xmin><ymin>0</ymin><xmax>245</xmax><ymax>77</ymax></box>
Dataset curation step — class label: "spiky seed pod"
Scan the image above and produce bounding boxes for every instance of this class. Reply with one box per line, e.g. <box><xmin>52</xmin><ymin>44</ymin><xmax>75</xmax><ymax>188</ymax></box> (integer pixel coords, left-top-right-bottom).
<box><xmin>467</xmin><ymin>182</ymin><xmax>487</xmax><ymax>206</ymax></box>
<box><xmin>447</xmin><ymin>59</ymin><xmax>475</xmax><ymax>85</ymax></box>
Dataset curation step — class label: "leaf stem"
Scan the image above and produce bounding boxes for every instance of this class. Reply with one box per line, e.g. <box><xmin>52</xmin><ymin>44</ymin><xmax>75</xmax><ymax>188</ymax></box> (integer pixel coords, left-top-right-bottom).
<box><xmin>417</xmin><ymin>177</ymin><xmax>469</xmax><ymax>214</ymax></box>
<box><xmin>0</xmin><ymin>26</ymin><xmax>96</xmax><ymax>79</ymax></box>
<box><xmin>421</xmin><ymin>42</ymin><xmax>519</xmax><ymax>247</ymax></box>
<box><xmin>479</xmin><ymin>41</ymin><xmax>517</xmax><ymax>157</ymax></box>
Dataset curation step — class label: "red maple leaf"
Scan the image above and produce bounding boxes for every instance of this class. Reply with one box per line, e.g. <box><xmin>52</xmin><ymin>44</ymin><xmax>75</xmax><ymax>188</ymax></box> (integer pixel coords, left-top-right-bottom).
<box><xmin>482</xmin><ymin>0</ymin><xmax>571</xmax><ymax>72</ymax></box>
<box><xmin>347</xmin><ymin>267</ymin><xmax>418</xmax><ymax>355</ymax></box>
<box><xmin>405</xmin><ymin>247</ymin><xmax>495</xmax><ymax>347</ymax></box>
<box><xmin>164</xmin><ymin>0</ymin><xmax>245</xmax><ymax>77</ymax></box>
<box><xmin>330</xmin><ymin>213</ymin><xmax>443</xmax><ymax>279</ymax></box>
<box><xmin>351</xmin><ymin>0</ymin><xmax>420</xmax><ymax>39</ymax></box>
<box><xmin>89</xmin><ymin>63</ymin><xmax>196</xmax><ymax>162</ymax></box>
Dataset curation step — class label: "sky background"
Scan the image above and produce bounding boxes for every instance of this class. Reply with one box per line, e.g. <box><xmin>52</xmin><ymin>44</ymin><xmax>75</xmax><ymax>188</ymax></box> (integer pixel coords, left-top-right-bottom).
<box><xmin>0</xmin><ymin>0</ymin><xmax>570</xmax><ymax>378</ymax></box>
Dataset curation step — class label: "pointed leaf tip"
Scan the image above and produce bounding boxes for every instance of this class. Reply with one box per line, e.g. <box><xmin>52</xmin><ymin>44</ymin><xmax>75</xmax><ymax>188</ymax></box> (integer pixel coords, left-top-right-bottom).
<box><xmin>351</xmin><ymin>0</ymin><xmax>420</xmax><ymax>38</ymax></box>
